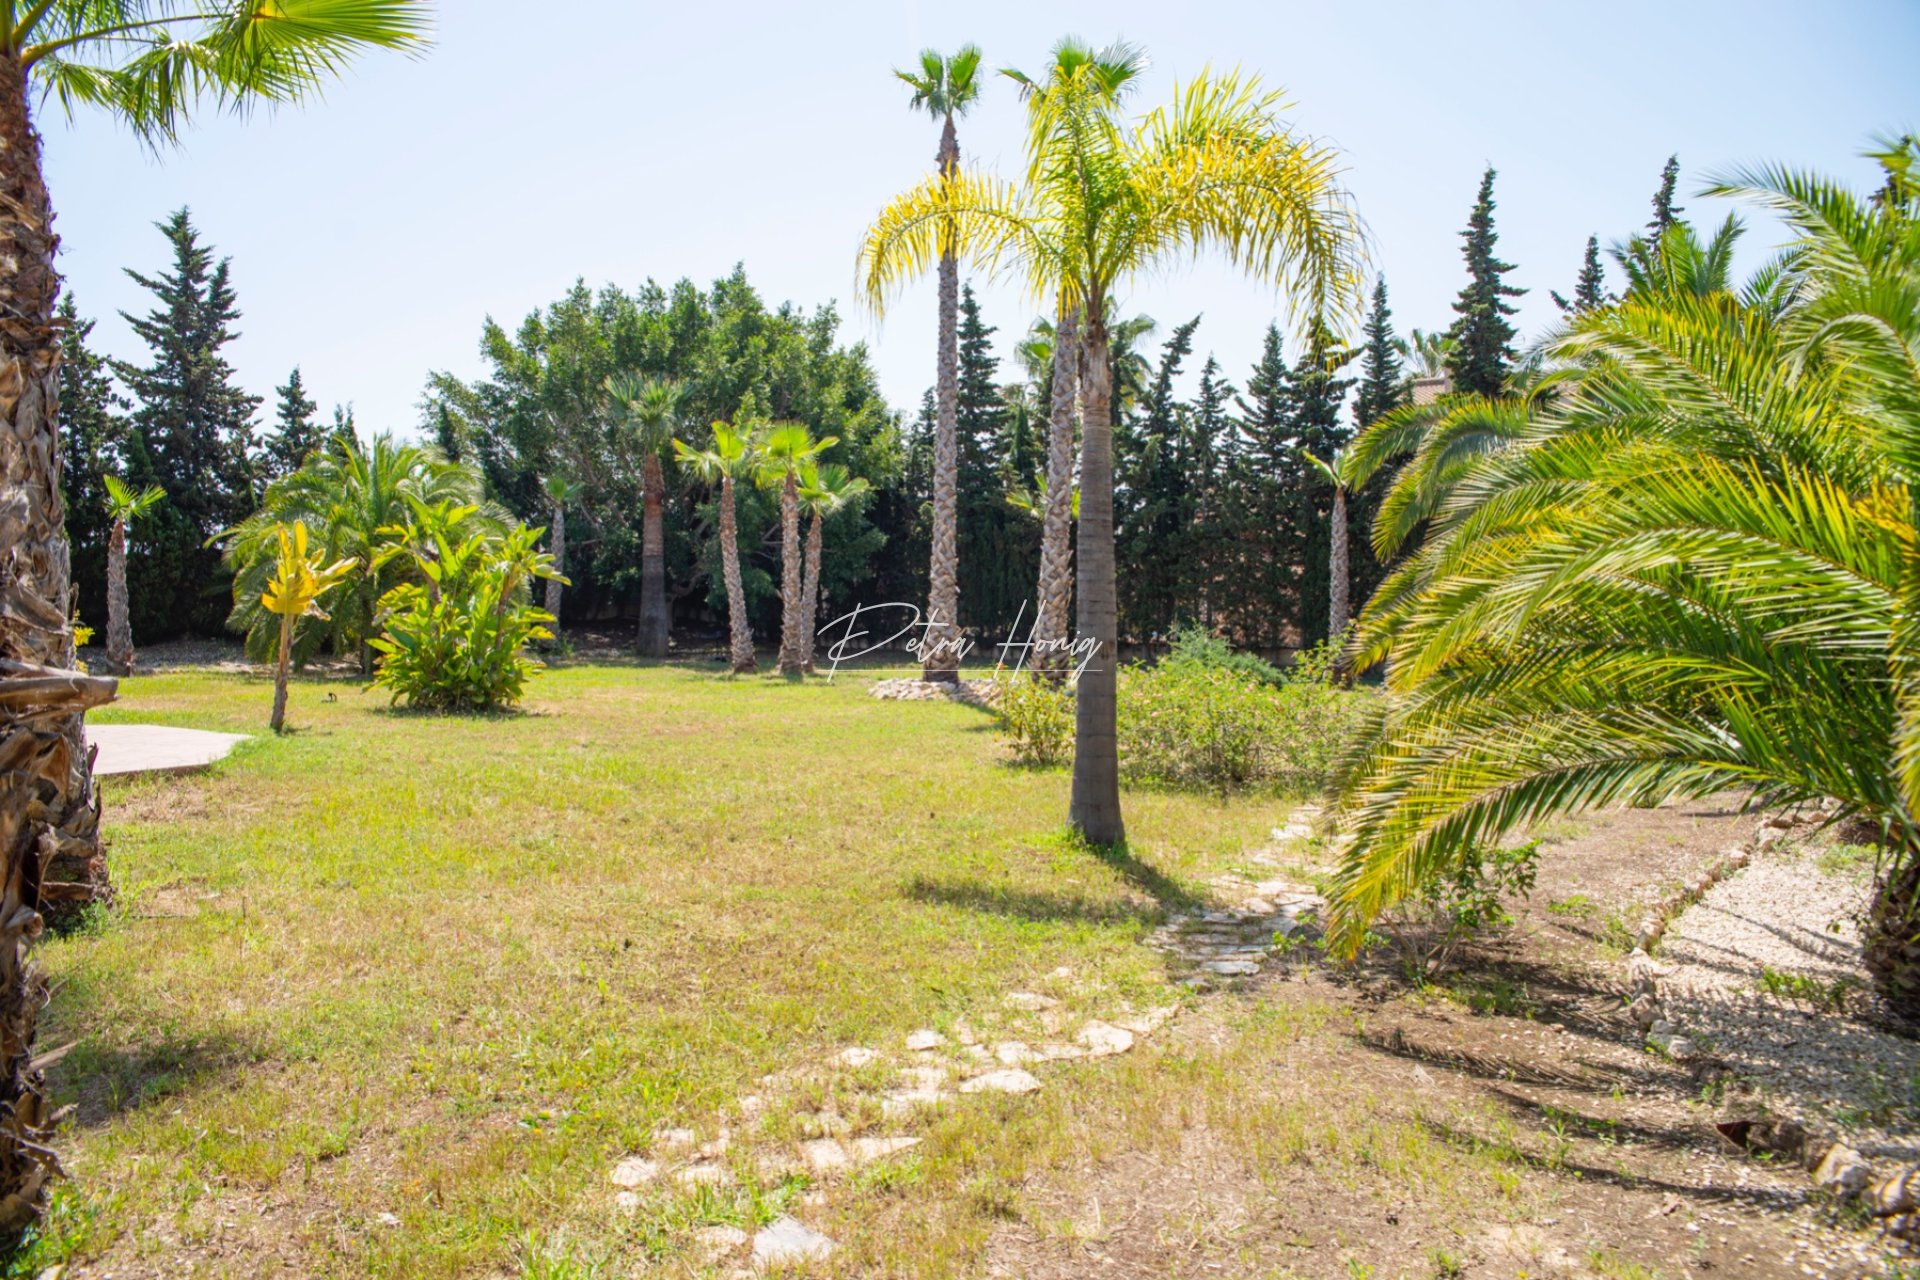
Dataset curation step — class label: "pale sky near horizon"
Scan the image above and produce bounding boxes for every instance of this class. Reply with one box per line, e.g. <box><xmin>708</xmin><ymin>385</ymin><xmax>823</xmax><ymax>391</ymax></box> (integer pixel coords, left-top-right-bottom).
<box><xmin>39</xmin><ymin>0</ymin><xmax>1920</xmax><ymax>440</ymax></box>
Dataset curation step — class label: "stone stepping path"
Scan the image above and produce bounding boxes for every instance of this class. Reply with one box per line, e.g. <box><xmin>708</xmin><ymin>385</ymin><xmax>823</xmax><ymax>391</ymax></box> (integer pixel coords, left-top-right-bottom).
<box><xmin>87</xmin><ymin>723</ymin><xmax>249</xmax><ymax>777</ymax></box>
<box><xmin>602</xmin><ymin>804</ymin><xmax>1324</xmax><ymax>1270</ymax></box>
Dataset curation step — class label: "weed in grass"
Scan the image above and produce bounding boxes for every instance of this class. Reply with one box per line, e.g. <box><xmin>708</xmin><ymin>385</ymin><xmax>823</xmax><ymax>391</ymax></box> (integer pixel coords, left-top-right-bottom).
<box><xmin>1545</xmin><ymin>894</ymin><xmax>1594</xmax><ymax>919</ymax></box>
<box><xmin>1816</xmin><ymin>842</ymin><xmax>1880</xmax><ymax>877</ymax></box>
<box><xmin>1587</xmin><ymin>1245</ymin><xmax>1662</xmax><ymax>1279</ymax></box>
<box><xmin>1598</xmin><ymin>910</ymin><xmax>1638</xmax><ymax>957</ymax></box>
<box><xmin>1428</xmin><ymin>1245</ymin><xmax>1466</xmax><ymax>1279</ymax></box>
<box><xmin>1755</xmin><ymin>965</ymin><xmax>1859</xmax><ymax>1013</ymax></box>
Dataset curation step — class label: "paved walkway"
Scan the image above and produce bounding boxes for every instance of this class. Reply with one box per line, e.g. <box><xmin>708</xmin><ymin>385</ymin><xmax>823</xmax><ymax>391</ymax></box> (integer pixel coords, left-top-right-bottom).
<box><xmin>87</xmin><ymin>724</ymin><xmax>249</xmax><ymax>777</ymax></box>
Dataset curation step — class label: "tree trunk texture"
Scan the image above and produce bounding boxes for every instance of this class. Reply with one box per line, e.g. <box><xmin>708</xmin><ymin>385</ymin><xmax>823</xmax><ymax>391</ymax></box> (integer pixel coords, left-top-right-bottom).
<box><xmin>270</xmin><ymin>615</ymin><xmax>292</xmax><ymax>733</ymax></box>
<box><xmin>104</xmin><ymin>518</ymin><xmax>132</xmax><ymax>676</ymax></box>
<box><xmin>1033</xmin><ymin>305</ymin><xmax>1080</xmax><ymax>680</ymax></box>
<box><xmin>924</xmin><ymin>115</ymin><xmax>962</xmax><ymax>684</ymax></box>
<box><xmin>637</xmin><ymin>454</ymin><xmax>669</xmax><ymax>658</ymax></box>
<box><xmin>720</xmin><ymin>476</ymin><xmax>755</xmax><ymax>673</ymax></box>
<box><xmin>799</xmin><ymin>512</ymin><xmax>824</xmax><ymax>673</ymax></box>
<box><xmin>0</xmin><ymin>53</ymin><xmax>119</xmax><ymax>1236</ymax></box>
<box><xmin>544</xmin><ymin>503</ymin><xmax>565</xmax><ymax>624</ymax></box>
<box><xmin>1328</xmin><ymin>486</ymin><xmax>1349</xmax><ymax>641</ymax></box>
<box><xmin>777</xmin><ymin>472</ymin><xmax>804</xmax><ymax>674</ymax></box>
<box><xmin>1068</xmin><ymin>315</ymin><xmax>1125</xmax><ymax>847</ymax></box>
<box><xmin>1867</xmin><ymin>856</ymin><xmax>1920</xmax><ymax>1023</ymax></box>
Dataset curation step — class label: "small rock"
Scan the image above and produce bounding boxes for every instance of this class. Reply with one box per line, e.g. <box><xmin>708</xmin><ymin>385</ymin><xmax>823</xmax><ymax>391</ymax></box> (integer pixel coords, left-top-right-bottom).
<box><xmin>609</xmin><ymin>1156</ymin><xmax>659</xmax><ymax>1188</ymax></box>
<box><xmin>848</xmin><ymin>1135</ymin><xmax>922</xmax><ymax>1164</ymax></box>
<box><xmin>1873</xmin><ymin>1168</ymin><xmax>1920</xmax><ymax>1217</ymax></box>
<box><xmin>994</xmin><ymin>1041</ymin><xmax>1041</xmax><ymax>1065</ymax></box>
<box><xmin>376</xmin><ymin>1212</ymin><xmax>401</xmax><ymax>1227</ymax></box>
<box><xmin>613</xmin><ymin>1190</ymin><xmax>639</xmax><ymax>1211</ymax></box>
<box><xmin>738</xmin><ymin>1094</ymin><xmax>765</xmax><ymax>1117</ymax></box>
<box><xmin>1048</xmin><ymin>966</ymin><xmax>1074</xmax><ymax>979</ymax></box>
<box><xmin>653</xmin><ymin>1126</ymin><xmax>698</xmax><ymax>1153</ymax></box>
<box><xmin>1004</xmin><ymin>991</ymin><xmax>1057</xmax><ymax>1011</ymax></box>
<box><xmin>1036</xmin><ymin>1041</ymin><xmax>1088</xmax><ymax>1061</ymax></box>
<box><xmin>905</xmin><ymin>1029</ymin><xmax>946</xmax><ymax>1052</ymax></box>
<box><xmin>838</xmin><ymin>1046</ymin><xmax>881</xmax><ymax>1068</ymax></box>
<box><xmin>698</xmin><ymin>1133</ymin><xmax>732</xmax><ymax>1159</ymax></box>
<box><xmin>1076</xmin><ymin>1021</ymin><xmax>1135</xmax><ymax>1056</ymax></box>
<box><xmin>798</xmin><ymin>1138</ymin><xmax>849</xmax><ymax>1174</ymax></box>
<box><xmin>1814</xmin><ymin>1143</ymin><xmax>1872</xmax><ymax>1199</ymax></box>
<box><xmin>1203</xmin><ymin>959</ymin><xmax>1261</xmax><ymax>977</ymax></box>
<box><xmin>674</xmin><ymin>1161</ymin><xmax>734</xmax><ymax>1188</ymax></box>
<box><xmin>960</xmin><ymin>1068</ymin><xmax>1042</xmax><ymax>1095</ymax></box>
<box><xmin>752</xmin><ymin>1216</ymin><xmax>836</xmax><ymax>1269</ymax></box>
<box><xmin>1115</xmin><ymin>1007</ymin><xmax>1175</xmax><ymax>1036</ymax></box>
<box><xmin>693</xmin><ymin>1225</ymin><xmax>748</xmax><ymax>1262</ymax></box>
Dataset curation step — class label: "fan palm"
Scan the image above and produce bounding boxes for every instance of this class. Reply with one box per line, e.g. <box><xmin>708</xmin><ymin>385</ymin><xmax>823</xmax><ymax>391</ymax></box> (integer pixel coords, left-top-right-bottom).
<box><xmin>755</xmin><ymin>423</ymin><xmax>837</xmax><ymax>675</ymax></box>
<box><xmin>796</xmin><ymin>463</ymin><xmax>872</xmax><ymax>673</ymax></box>
<box><xmin>100</xmin><ymin>474</ymin><xmax>164</xmax><ymax>676</ymax></box>
<box><xmin>606</xmin><ymin>373</ymin><xmax>681</xmax><ymax>658</ymax></box>
<box><xmin>896</xmin><ymin>44</ymin><xmax>984</xmax><ymax>683</ymax></box>
<box><xmin>1324</xmin><ymin>145</ymin><xmax>1920</xmax><ymax>1020</ymax></box>
<box><xmin>860</xmin><ymin>42</ymin><xmax>1364</xmax><ymax>844</ymax></box>
<box><xmin>540</xmin><ymin>474</ymin><xmax>585</xmax><ymax>627</ymax></box>
<box><xmin>0</xmin><ymin>2</ymin><xmax>429</xmax><ymax>1230</ymax></box>
<box><xmin>674</xmin><ymin>421</ymin><xmax>758</xmax><ymax>674</ymax></box>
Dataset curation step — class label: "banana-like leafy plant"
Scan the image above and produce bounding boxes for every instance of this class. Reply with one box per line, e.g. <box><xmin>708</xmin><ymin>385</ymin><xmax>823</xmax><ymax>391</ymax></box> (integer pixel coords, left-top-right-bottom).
<box><xmin>260</xmin><ymin>523</ymin><xmax>356</xmax><ymax>732</ymax></box>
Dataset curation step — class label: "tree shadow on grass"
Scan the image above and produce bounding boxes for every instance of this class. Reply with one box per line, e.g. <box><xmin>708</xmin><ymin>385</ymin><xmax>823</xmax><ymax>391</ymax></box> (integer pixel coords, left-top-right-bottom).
<box><xmin>44</xmin><ymin>1026</ymin><xmax>254</xmax><ymax>1130</ymax></box>
<box><xmin>905</xmin><ymin>837</ymin><xmax>1209</xmax><ymax>927</ymax></box>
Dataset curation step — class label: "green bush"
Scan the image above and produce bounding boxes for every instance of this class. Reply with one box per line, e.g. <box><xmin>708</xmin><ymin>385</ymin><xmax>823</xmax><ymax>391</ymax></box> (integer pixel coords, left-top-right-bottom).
<box><xmin>1158</xmin><ymin>622</ymin><xmax>1284</xmax><ymax>685</ymax></box>
<box><xmin>370</xmin><ymin>525</ymin><xmax>558</xmax><ymax>712</ymax></box>
<box><xmin>993</xmin><ymin>674</ymin><xmax>1075</xmax><ymax>767</ymax></box>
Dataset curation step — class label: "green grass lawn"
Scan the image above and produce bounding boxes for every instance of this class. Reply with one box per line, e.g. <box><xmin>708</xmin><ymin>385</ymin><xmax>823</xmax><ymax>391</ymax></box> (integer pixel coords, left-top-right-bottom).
<box><xmin>30</xmin><ymin>661</ymin><xmax>1319</xmax><ymax>1277</ymax></box>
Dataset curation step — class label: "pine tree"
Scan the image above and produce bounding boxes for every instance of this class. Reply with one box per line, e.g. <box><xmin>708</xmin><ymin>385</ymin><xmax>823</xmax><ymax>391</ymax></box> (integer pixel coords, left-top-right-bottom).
<box><xmin>1232</xmin><ymin>324</ymin><xmax>1298</xmax><ymax>648</ymax></box>
<box><xmin>1551</xmin><ymin>235</ymin><xmax>1608</xmax><ymax>313</ymax></box>
<box><xmin>952</xmin><ymin>284</ymin><xmax>1028</xmax><ymax>633</ymax></box>
<box><xmin>1184</xmin><ymin>356</ymin><xmax>1236</xmax><ymax>626</ymax></box>
<box><xmin>261</xmin><ymin>367</ymin><xmax>322</xmax><ymax>478</ymax></box>
<box><xmin>57</xmin><ymin>294</ymin><xmax>128</xmax><ymax>636</ymax></box>
<box><xmin>1649</xmin><ymin>155</ymin><xmax>1684</xmax><ymax>239</ymax></box>
<box><xmin>1443</xmin><ymin>167</ymin><xmax>1526</xmax><ymax>398</ymax></box>
<box><xmin>114</xmin><ymin>209</ymin><xmax>263</xmax><ymax>635</ymax></box>
<box><xmin>1117</xmin><ymin>316</ymin><xmax>1199</xmax><ymax>640</ymax></box>
<box><xmin>1353</xmin><ymin>279</ymin><xmax>1406</xmax><ymax>428</ymax></box>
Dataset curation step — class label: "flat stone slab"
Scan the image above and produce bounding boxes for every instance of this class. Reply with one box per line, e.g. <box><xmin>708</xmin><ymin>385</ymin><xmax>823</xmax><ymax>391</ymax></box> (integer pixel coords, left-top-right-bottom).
<box><xmin>88</xmin><ymin>724</ymin><xmax>248</xmax><ymax>777</ymax></box>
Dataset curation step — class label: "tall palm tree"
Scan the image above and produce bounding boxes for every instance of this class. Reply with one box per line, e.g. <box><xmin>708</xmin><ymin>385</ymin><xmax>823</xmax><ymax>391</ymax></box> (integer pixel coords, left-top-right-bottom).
<box><xmin>755</xmin><ymin>424</ymin><xmax>837</xmax><ymax>675</ymax></box>
<box><xmin>896</xmin><ymin>44</ymin><xmax>983</xmax><ymax>684</ymax></box>
<box><xmin>1323</xmin><ymin>146</ymin><xmax>1920</xmax><ymax>1018</ymax></box>
<box><xmin>100</xmin><ymin>474</ymin><xmax>164</xmax><ymax>676</ymax></box>
<box><xmin>674</xmin><ymin>422</ymin><xmax>758</xmax><ymax>674</ymax></box>
<box><xmin>606</xmin><ymin>373</ymin><xmax>681</xmax><ymax>659</ymax></box>
<box><xmin>0</xmin><ymin>2</ymin><xmax>429</xmax><ymax>1231</ymax></box>
<box><xmin>1302</xmin><ymin>451</ymin><xmax>1349</xmax><ymax>642</ymax></box>
<box><xmin>797</xmin><ymin>463</ymin><xmax>872</xmax><ymax>672</ymax></box>
<box><xmin>861</xmin><ymin>44</ymin><xmax>1364</xmax><ymax>845</ymax></box>
<box><xmin>540</xmin><ymin>474</ymin><xmax>584</xmax><ymax>628</ymax></box>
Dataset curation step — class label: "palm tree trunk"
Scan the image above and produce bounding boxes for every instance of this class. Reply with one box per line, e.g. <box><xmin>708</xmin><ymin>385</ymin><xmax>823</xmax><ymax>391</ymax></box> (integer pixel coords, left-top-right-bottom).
<box><xmin>800</xmin><ymin>512</ymin><xmax>824</xmax><ymax>674</ymax></box>
<box><xmin>638</xmin><ymin>454</ymin><xmax>669</xmax><ymax>658</ymax></box>
<box><xmin>1866</xmin><ymin>854</ymin><xmax>1920</xmax><ymax>1022</ymax></box>
<box><xmin>1069</xmin><ymin>313</ymin><xmax>1125</xmax><ymax>846</ymax></box>
<box><xmin>271</xmin><ymin>614</ymin><xmax>293</xmax><ymax>733</ymax></box>
<box><xmin>544</xmin><ymin>503</ymin><xmax>565</xmax><ymax>624</ymax></box>
<box><xmin>777</xmin><ymin>471</ymin><xmax>804</xmax><ymax>674</ymax></box>
<box><xmin>720</xmin><ymin>475</ymin><xmax>755</xmax><ymax>674</ymax></box>
<box><xmin>1033</xmin><ymin>305</ymin><xmax>1080</xmax><ymax>679</ymax></box>
<box><xmin>0</xmin><ymin>53</ymin><xmax>119</xmax><ymax>1237</ymax></box>
<box><xmin>1328</xmin><ymin>485</ymin><xmax>1349</xmax><ymax>641</ymax></box>
<box><xmin>924</xmin><ymin>114</ymin><xmax>962</xmax><ymax>684</ymax></box>
<box><xmin>105</xmin><ymin>518</ymin><xmax>132</xmax><ymax>676</ymax></box>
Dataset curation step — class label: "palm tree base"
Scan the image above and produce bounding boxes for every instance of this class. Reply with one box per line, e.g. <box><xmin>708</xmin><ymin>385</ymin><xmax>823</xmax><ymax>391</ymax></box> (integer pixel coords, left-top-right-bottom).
<box><xmin>920</xmin><ymin>667</ymin><xmax>960</xmax><ymax>684</ymax></box>
<box><xmin>1866</xmin><ymin>858</ymin><xmax>1920</xmax><ymax>1024</ymax></box>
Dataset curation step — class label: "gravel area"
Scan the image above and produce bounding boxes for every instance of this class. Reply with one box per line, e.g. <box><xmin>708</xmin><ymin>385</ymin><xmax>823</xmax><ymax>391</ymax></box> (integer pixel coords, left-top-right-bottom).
<box><xmin>869</xmin><ymin>677</ymin><xmax>1001</xmax><ymax>708</ymax></box>
<box><xmin>1658</xmin><ymin>847</ymin><xmax>1920</xmax><ymax>1162</ymax></box>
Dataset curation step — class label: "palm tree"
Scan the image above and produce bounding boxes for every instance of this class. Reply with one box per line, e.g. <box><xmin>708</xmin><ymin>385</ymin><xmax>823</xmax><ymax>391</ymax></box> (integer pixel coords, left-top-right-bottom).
<box><xmin>606</xmin><ymin>373</ymin><xmax>681</xmax><ymax>659</ymax></box>
<box><xmin>896</xmin><ymin>44</ymin><xmax>984</xmax><ymax>684</ymax></box>
<box><xmin>861</xmin><ymin>43</ymin><xmax>1364</xmax><ymax>845</ymax></box>
<box><xmin>260</xmin><ymin>523</ymin><xmax>355</xmax><ymax>733</ymax></box>
<box><xmin>540</xmin><ymin>474</ymin><xmax>584</xmax><ymax>629</ymax></box>
<box><xmin>1323</xmin><ymin>144</ymin><xmax>1920</xmax><ymax>1019</ymax></box>
<box><xmin>1302</xmin><ymin>451</ymin><xmax>1349</xmax><ymax>642</ymax></box>
<box><xmin>797</xmin><ymin>463</ymin><xmax>872</xmax><ymax>672</ymax></box>
<box><xmin>1397</xmin><ymin>328</ymin><xmax>1454</xmax><ymax>379</ymax></box>
<box><xmin>674</xmin><ymin>422</ymin><xmax>758</xmax><ymax>674</ymax></box>
<box><xmin>0</xmin><ymin>2</ymin><xmax>429</xmax><ymax>1230</ymax></box>
<box><xmin>100</xmin><ymin>474</ymin><xmax>164</xmax><ymax>676</ymax></box>
<box><xmin>755</xmin><ymin>424</ymin><xmax>837</xmax><ymax>675</ymax></box>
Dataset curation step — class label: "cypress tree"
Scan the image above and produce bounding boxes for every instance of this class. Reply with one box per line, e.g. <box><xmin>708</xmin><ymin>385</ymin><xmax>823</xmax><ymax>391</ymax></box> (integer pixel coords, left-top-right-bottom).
<box><xmin>1649</xmin><ymin>155</ymin><xmax>1684</xmax><ymax>240</ymax></box>
<box><xmin>262</xmin><ymin>367</ymin><xmax>323</xmax><ymax>478</ymax></box>
<box><xmin>952</xmin><ymin>284</ymin><xmax>1026</xmax><ymax>633</ymax></box>
<box><xmin>1184</xmin><ymin>356</ymin><xmax>1236</xmax><ymax>626</ymax></box>
<box><xmin>1443</xmin><ymin>167</ymin><xmax>1526</xmax><ymax>398</ymax></box>
<box><xmin>1353</xmin><ymin>279</ymin><xmax>1406</xmax><ymax>428</ymax></box>
<box><xmin>1551</xmin><ymin>236</ymin><xmax>1608</xmax><ymax>313</ymax></box>
<box><xmin>1233</xmin><ymin>325</ymin><xmax>1300</xmax><ymax>649</ymax></box>
<box><xmin>1117</xmin><ymin>316</ymin><xmax>1199</xmax><ymax>640</ymax></box>
<box><xmin>114</xmin><ymin>209</ymin><xmax>263</xmax><ymax>635</ymax></box>
<box><xmin>57</xmin><ymin>293</ymin><xmax>128</xmax><ymax>635</ymax></box>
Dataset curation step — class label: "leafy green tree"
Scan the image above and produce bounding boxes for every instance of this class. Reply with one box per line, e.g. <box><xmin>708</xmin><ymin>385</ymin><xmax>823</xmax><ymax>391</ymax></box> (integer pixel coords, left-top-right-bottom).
<box><xmin>862</xmin><ymin>42</ymin><xmax>1364</xmax><ymax>843</ymax></box>
<box><xmin>262</xmin><ymin>367</ymin><xmax>324</xmax><ymax>480</ymax></box>
<box><xmin>897</xmin><ymin>44</ymin><xmax>984</xmax><ymax>682</ymax></box>
<box><xmin>1443</xmin><ymin>167</ymin><xmax>1525</xmax><ymax>398</ymax></box>
<box><xmin>1353</xmin><ymin>280</ymin><xmax>1407</xmax><ymax>429</ymax></box>
<box><xmin>113</xmin><ymin>209</ymin><xmax>262</xmax><ymax>636</ymax></box>
<box><xmin>101</xmin><ymin>475</ymin><xmax>164</xmax><ymax>676</ymax></box>
<box><xmin>0</xmin><ymin>0</ymin><xmax>430</xmax><ymax>1233</ymax></box>
<box><xmin>1116</xmin><ymin>316</ymin><xmax>1199</xmax><ymax>642</ymax></box>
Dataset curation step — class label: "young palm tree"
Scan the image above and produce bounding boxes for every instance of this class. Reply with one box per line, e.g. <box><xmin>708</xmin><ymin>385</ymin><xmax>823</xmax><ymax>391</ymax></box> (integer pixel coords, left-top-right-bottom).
<box><xmin>755</xmin><ymin>424</ymin><xmax>837</xmax><ymax>675</ymax></box>
<box><xmin>675</xmin><ymin>423</ymin><xmax>759</xmax><ymax>674</ymax></box>
<box><xmin>1323</xmin><ymin>147</ymin><xmax>1920</xmax><ymax>1018</ymax></box>
<box><xmin>0</xmin><ymin>1</ymin><xmax>429</xmax><ymax>1231</ymax></box>
<box><xmin>896</xmin><ymin>44</ymin><xmax>983</xmax><ymax>683</ymax></box>
<box><xmin>540</xmin><ymin>474</ymin><xmax>585</xmax><ymax>628</ymax></box>
<box><xmin>260</xmin><ymin>523</ymin><xmax>355</xmax><ymax>733</ymax></box>
<box><xmin>861</xmin><ymin>44</ymin><xmax>1364</xmax><ymax>844</ymax></box>
<box><xmin>797</xmin><ymin>463</ymin><xmax>872</xmax><ymax>672</ymax></box>
<box><xmin>606</xmin><ymin>374</ymin><xmax>681</xmax><ymax>659</ymax></box>
<box><xmin>1302</xmin><ymin>451</ymin><xmax>1349</xmax><ymax>642</ymax></box>
<box><xmin>100</xmin><ymin>474</ymin><xmax>164</xmax><ymax>676</ymax></box>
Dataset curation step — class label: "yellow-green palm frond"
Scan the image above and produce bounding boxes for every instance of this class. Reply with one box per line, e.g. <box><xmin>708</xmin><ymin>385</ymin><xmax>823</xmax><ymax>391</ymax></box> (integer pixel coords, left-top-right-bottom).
<box><xmin>856</xmin><ymin>168</ymin><xmax>1049</xmax><ymax>313</ymax></box>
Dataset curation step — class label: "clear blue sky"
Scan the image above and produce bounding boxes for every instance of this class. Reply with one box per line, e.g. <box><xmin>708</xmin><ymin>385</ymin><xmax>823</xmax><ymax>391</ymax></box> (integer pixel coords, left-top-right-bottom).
<box><xmin>41</xmin><ymin>0</ymin><xmax>1920</xmax><ymax>436</ymax></box>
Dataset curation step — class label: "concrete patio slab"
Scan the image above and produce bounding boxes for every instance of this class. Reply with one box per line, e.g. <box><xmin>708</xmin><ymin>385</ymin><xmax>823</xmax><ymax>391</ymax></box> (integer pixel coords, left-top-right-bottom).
<box><xmin>87</xmin><ymin>724</ymin><xmax>250</xmax><ymax>778</ymax></box>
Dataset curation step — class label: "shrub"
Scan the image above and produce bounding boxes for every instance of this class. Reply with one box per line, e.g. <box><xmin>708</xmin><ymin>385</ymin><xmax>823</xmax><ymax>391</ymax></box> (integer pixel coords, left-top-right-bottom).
<box><xmin>1158</xmin><ymin>622</ymin><xmax>1284</xmax><ymax>685</ymax></box>
<box><xmin>1378</xmin><ymin>839</ymin><xmax>1541</xmax><ymax>977</ymax></box>
<box><xmin>994</xmin><ymin>674</ymin><xmax>1074</xmax><ymax>767</ymax></box>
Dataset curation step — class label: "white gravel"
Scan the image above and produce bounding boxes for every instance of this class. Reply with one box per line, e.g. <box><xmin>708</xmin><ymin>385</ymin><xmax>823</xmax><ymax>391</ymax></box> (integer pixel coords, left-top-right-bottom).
<box><xmin>1658</xmin><ymin>847</ymin><xmax>1920</xmax><ymax>1162</ymax></box>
